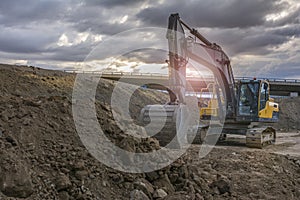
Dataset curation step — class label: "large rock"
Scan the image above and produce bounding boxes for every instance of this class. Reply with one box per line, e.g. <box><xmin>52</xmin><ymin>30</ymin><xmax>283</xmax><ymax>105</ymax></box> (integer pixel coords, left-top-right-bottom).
<box><xmin>163</xmin><ymin>191</ymin><xmax>193</xmax><ymax>200</ymax></box>
<box><xmin>58</xmin><ymin>191</ymin><xmax>70</xmax><ymax>200</ymax></box>
<box><xmin>178</xmin><ymin>165</ymin><xmax>189</xmax><ymax>179</ymax></box>
<box><xmin>130</xmin><ymin>189</ymin><xmax>150</xmax><ymax>200</ymax></box>
<box><xmin>75</xmin><ymin>170</ymin><xmax>89</xmax><ymax>181</ymax></box>
<box><xmin>133</xmin><ymin>178</ymin><xmax>154</xmax><ymax>197</ymax></box>
<box><xmin>210</xmin><ymin>176</ymin><xmax>231</xmax><ymax>195</ymax></box>
<box><xmin>0</xmin><ymin>163</ymin><xmax>34</xmax><ymax>198</ymax></box>
<box><xmin>153</xmin><ymin>188</ymin><xmax>168</xmax><ymax>199</ymax></box>
<box><xmin>153</xmin><ymin>174</ymin><xmax>175</xmax><ymax>194</ymax></box>
<box><xmin>146</xmin><ymin>171</ymin><xmax>160</xmax><ymax>182</ymax></box>
<box><xmin>55</xmin><ymin>173</ymin><xmax>72</xmax><ymax>191</ymax></box>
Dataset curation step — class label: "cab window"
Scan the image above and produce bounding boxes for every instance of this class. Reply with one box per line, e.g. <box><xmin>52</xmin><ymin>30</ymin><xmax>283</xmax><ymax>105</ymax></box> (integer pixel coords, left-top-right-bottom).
<box><xmin>238</xmin><ymin>83</ymin><xmax>259</xmax><ymax>116</ymax></box>
<box><xmin>260</xmin><ymin>82</ymin><xmax>269</xmax><ymax>110</ymax></box>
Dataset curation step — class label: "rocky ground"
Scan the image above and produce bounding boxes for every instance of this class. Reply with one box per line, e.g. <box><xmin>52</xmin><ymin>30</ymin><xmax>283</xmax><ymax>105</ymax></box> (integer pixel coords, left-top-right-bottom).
<box><xmin>0</xmin><ymin>63</ymin><xmax>300</xmax><ymax>200</ymax></box>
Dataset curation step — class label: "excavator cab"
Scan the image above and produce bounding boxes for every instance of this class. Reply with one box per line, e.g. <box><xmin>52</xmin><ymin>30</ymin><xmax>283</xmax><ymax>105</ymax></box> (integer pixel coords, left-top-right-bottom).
<box><xmin>236</xmin><ymin>80</ymin><xmax>279</xmax><ymax>123</ymax></box>
<box><xmin>236</xmin><ymin>80</ymin><xmax>260</xmax><ymax>121</ymax></box>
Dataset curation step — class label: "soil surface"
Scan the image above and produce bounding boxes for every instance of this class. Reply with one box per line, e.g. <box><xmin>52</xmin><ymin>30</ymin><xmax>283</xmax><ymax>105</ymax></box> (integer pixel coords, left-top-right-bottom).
<box><xmin>0</xmin><ymin>63</ymin><xmax>300</xmax><ymax>200</ymax></box>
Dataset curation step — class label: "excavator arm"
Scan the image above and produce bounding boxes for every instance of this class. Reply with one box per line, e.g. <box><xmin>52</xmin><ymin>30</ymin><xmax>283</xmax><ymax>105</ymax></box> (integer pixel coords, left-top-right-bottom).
<box><xmin>166</xmin><ymin>13</ymin><xmax>236</xmax><ymax>118</ymax></box>
<box><xmin>166</xmin><ymin>13</ymin><xmax>187</xmax><ymax>104</ymax></box>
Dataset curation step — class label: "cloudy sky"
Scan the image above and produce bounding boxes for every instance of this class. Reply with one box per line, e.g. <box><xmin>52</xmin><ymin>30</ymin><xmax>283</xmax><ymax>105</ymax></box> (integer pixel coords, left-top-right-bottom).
<box><xmin>0</xmin><ymin>0</ymin><xmax>300</xmax><ymax>78</ymax></box>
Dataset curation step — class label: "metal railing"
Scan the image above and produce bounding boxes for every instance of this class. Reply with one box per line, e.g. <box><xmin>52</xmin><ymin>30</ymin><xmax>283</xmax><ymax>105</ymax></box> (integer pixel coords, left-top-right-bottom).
<box><xmin>63</xmin><ymin>70</ymin><xmax>300</xmax><ymax>83</ymax></box>
<box><xmin>235</xmin><ymin>77</ymin><xmax>300</xmax><ymax>83</ymax></box>
<box><xmin>64</xmin><ymin>70</ymin><xmax>168</xmax><ymax>77</ymax></box>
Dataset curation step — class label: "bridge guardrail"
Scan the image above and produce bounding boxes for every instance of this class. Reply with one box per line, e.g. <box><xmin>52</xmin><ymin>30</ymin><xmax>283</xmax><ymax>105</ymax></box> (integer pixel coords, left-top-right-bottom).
<box><xmin>64</xmin><ymin>70</ymin><xmax>169</xmax><ymax>77</ymax></box>
<box><xmin>235</xmin><ymin>77</ymin><xmax>300</xmax><ymax>83</ymax></box>
<box><xmin>64</xmin><ymin>70</ymin><xmax>300</xmax><ymax>83</ymax></box>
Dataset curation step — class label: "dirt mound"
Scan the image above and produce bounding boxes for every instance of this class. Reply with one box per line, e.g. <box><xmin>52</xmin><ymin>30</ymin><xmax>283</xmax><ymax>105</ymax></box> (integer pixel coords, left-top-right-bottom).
<box><xmin>275</xmin><ymin>97</ymin><xmax>300</xmax><ymax>131</ymax></box>
<box><xmin>0</xmin><ymin>64</ymin><xmax>299</xmax><ymax>199</ymax></box>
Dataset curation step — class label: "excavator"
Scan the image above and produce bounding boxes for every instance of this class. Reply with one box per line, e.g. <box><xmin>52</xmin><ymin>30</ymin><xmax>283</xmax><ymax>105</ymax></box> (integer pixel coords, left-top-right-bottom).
<box><xmin>140</xmin><ymin>13</ymin><xmax>279</xmax><ymax>148</ymax></box>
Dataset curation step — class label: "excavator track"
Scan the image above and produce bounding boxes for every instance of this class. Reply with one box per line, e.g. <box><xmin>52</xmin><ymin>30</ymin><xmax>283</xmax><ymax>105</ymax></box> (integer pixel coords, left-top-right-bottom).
<box><xmin>246</xmin><ymin>127</ymin><xmax>276</xmax><ymax>148</ymax></box>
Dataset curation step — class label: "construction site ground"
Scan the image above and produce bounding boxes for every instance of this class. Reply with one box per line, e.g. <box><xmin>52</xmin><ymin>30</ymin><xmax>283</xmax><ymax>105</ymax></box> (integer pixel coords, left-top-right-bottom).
<box><xmin>0</xmin><ymin>64</ymin><xmax>299</xmax><ymax>200</ymax></box>
<box><xmin>215</xmin><ymin>132</ymin><xmax>300</xmax><ymax>157</ymax></box>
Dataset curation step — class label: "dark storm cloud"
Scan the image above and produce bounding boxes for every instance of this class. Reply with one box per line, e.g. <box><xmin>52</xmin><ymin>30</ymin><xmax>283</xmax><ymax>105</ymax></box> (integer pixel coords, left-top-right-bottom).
<box><xmin>191</xmin><ymin>23</ymin><xmax>299</xmax><ymax>57</ymax></box>
<box><xmin>264</xmin><ymin>63</ymin><xmax>300</xmax><ymax>78</ymax></box>
<box><xmin>47</xmin><ymin>45</ymin><xmax>92</xmax><ymax>62</ymax></box>
<box><xmin>0</xmin><ymin>0</ymin><xmax>71</xmax><ymax>26</ymax></box>
<box><xmin>265</xmin><ymin>5</ymin><xmax>300</xmax><ymax>27</ymax></box>
<box><xmin>0</xmin><ymin>0</ymin><xmax>92</xmax><ymax>62</ymax></box>
<box><xmin>121</xmin><ymin>49</ymin><xmax>167</xmax><ymax>64</ymax></box>
<box><xmin>58</xmin><ymin>2</ymin><xmax>139</xmax><ymax>35</ymax></box>
<box><xmin>233</xmin><ymin>35</ymin><xmax>287</xmax><ymax>55</ymax></box>
<box><xmin>136</xmin><ymin>0</ymin><xmax>284</xmax><ymax>28</ymax></box>
<box><xmin>0</xmin><ymin>26</ymin><xmax>61</xmax><ymax>53</ymax></box>
<box><xmin>71</xmin><ymin>20</ymin><xmax>135</xmax><ymax>35</ymax></box>
<box><xmin>228</xmin><ymin>31</ymin><xmax>289</xmax><ymax>55</ymax></box>
<box><xmin>84</xmin><ymin>0</ymin><xmax>146</xmax><ymax>8</ymax></box>
<box><xmin>0</xmin><ymin>43</ymin><xmax>91</xmax><ymax>63</ymax></box>
<box><xmin>272</xmin><ymin>25</ymin><xmax>300</xmax><ymax>37</ymax></box>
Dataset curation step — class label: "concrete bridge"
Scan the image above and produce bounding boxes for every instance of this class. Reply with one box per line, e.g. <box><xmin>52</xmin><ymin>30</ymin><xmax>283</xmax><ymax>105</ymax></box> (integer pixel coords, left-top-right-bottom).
<box><xmin>67</xmin><ymin>71</ymin><xmax>300</xmax><ymax>96</ymax></box>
